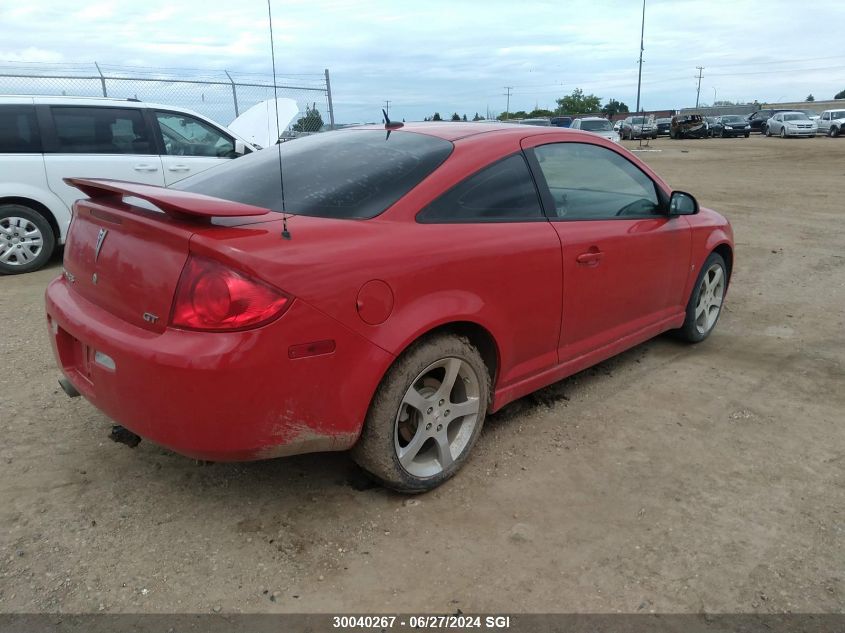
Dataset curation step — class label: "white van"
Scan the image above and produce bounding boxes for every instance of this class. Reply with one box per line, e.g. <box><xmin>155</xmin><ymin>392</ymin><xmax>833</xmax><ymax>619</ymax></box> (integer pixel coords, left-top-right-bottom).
<box><xmin>0</xmin><ymin>96</ymin><xmax>256</xmax><ymax>274</ymax></box>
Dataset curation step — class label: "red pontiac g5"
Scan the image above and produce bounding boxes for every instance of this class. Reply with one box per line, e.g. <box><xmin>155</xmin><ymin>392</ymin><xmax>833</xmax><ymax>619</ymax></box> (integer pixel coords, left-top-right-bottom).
<box><xmin>45</xmin><ymin>123</ymin><xmax>734</xmax><ymax>492</ymax></box>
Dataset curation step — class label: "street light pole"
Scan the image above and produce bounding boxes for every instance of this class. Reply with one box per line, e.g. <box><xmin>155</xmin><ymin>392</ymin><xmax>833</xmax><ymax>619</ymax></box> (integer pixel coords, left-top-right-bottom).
<box><xmin>635</xmin><ymin>0</ymin><xmax>645</xmax><ymax>116</ymax></box>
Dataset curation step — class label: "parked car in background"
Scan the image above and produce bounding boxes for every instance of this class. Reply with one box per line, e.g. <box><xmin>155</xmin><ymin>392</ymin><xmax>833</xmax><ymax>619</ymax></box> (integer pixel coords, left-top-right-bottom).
<box><xmin>570</xmin><ymin>117</ymin><xmax>620</xmax><ymax>143</ymax></box>
<box><xmin>715</xmin><ymin>115</ymin><xmax>751</xmax><ymax>137</ymax></box>
<box><xmin>0</xmin><ymin>95</ymin><xmax>255</xmax><ymax>274</ymax></box>
<box><xmin>765</xmin><ymin>111</ymin><xmax>818</xmax><ymax>138</ymax></box>
<box><xmin>655</xmin><ymin>117</ymin><xmax>672</xmax><ymax>136</ymax></box>
<box><xmin>670</xmin><ymin>113</ymin><xmax>708</xmax><ymax>139</ymax></box>
<box><xmin>817</xmin><ymin>109</ymin><xmax>845</xmax><ymax>137</ymax></box>
<box><xmin>620</xmin><ymin>116</ymin><xmax>657</xmax><ymax>140</ymax></box>
<box><xmin>746</xmin><ymin>109</ymin><xmax>790</xmax><ymax>134</ymax></box>
<box><xmin>550</xmin><ymin>116</ymin><xmax>573</xmax><ymax>128</ymax></box>
<box><xmin>705</xmin><ymin>117</ymin><xmax>723</xmax><ymax>137</ymax></box>
<box><xmin>519</xmin><ymin>118</ymin><xmax>551</xmax><ymax>127</ymax></box>
<box><xmin>45</xmin><ymin>123</ymin><xmax>733</xmax><ymax>492</ymax></box>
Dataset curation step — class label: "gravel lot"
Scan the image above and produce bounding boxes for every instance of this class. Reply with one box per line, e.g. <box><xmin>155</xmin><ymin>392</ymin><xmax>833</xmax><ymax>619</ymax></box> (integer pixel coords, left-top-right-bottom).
<box><xmin>1</xmin><ymin>135</ymin><xmax>843</xmax><ymax>615</ymax></box>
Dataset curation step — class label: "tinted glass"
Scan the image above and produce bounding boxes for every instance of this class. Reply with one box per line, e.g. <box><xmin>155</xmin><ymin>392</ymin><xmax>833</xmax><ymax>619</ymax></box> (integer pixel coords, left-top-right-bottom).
<box><xmin>580</xmin><ymin>120</ymin><xmax>613</xmax><ymax>131</ymax></box>
<box><xmin>783</xmin><ymin>113</ymin><xmax>809</xmax><ymax>121</ymax></box>
<box><xmin>50</xmin><ymin>107</ymin><xmax>152</xmax><ymax>154</ymax></box>
<box><xmin>156</xmin><ymin>111</ymin><xmax>235</xmax><ymax>158</ymax></box>
<box><xmin>176</xmin><ymin>130</ymin><xmax>453</xmax><ymax>219</ymax></box>
<box><xmin>721</xmin><ymin>115</ymin><xmax>744</xmax><ymax>123</ymax></box>
<box><xmin>534</xmin><ymin>143</ymin><xmax>660</xmax><ymax>220</ymax></box>
<box><xmin>0</xmin><ymin>105</ymin><xmax>41</xmax><ymax>153</ymax></box>
<box><xmin>418</xmin><ymin>154</ymin><xmax>542</xmax><ymax>222</ymax></box>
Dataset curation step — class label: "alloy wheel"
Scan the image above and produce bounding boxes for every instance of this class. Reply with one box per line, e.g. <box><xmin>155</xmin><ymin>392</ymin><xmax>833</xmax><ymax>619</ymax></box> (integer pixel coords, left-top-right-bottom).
<box><xmin>694</xmin><ymin>263</ymin><xmax>726</xmax><ymax>336</ymax></box>
<box><xmin>0</xmin><ymin>217</ymin><xmax>44</xmax><ymax>267</ymax></box>
<box><xmin>394</xmin><ymin>357</ymin><xmax>481</xmax><ymax>479</ymax></box>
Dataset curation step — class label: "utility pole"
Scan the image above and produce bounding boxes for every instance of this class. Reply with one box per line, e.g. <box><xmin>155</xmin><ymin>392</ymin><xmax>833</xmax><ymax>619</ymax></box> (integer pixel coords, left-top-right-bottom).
<box><xmin>383</xmin><ymin>100</ymin><xmax>390</xmax><ymax>118</ymax></box>
<box><xmin>504</xmin><ymin>86</ymin><xmax>513</xmax><ymax>120</ymax></box>
<box><xmin>635</xmin><ymin>0</ymin><xmax>645</xmax><ymax>115</ymax></box>
<box><xmin>695</xmin><ymin>66</ymin><xmax>704</xmax><ymax>108</ymax></box>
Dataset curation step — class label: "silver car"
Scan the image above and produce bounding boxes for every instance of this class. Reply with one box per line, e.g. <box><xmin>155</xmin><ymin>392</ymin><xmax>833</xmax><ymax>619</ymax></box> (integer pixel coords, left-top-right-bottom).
<box><xmin>620</xmin><ymin>115</ymin><xmax>657</xmax><ymax>140</ymax></box>
<box><xmin>765</xmin><ymin>112</ymin><xmax>818</xmax><ymax>138</ymax></box>
<box><xmin>571</xmin><ymin>117</ymin><xmax>620</xmax><ymax>143</ymax></box>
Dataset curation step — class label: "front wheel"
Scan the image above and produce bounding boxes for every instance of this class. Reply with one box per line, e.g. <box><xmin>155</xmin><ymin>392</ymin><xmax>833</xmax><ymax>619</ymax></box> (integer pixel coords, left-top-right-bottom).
<box><xmin>0</xmin><ymin>204</ymin><xmax>56</xmax><ymax>275</ymax></box>
<box><xmin>765</xmin><ymin>126</ymin><xmax>772</xmax><ymax>137</ymax></box>
<box><xmin>352</xmin><ymin>334</ymin><xmax>489</xmax><ymax>493</ymax></box>
<box><xmin>677</xmin><ymin>253</ymin><xmax>728</xmax><ymax>343</ymax></box>
<box><xmin>744</xmin><ymin>133</ymin><xmax>750</xmax><ymax>138</ymax></box>
<box><xmin>830</xmin><ymin>126</ymin><xmax>840</xmax><ymax>137</ymax></box>
<box><xmin>780</xmin><ymin>127</ymin><xmax>786</xmax><ymax>138</ymax></box>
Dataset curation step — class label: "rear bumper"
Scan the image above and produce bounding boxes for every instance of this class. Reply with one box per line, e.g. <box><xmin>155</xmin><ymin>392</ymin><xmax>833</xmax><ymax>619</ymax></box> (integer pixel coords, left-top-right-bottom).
<box><xmin>45</xmin><ymin>277</ymin><xmax>394</xmax><ymax>461</ymax></box>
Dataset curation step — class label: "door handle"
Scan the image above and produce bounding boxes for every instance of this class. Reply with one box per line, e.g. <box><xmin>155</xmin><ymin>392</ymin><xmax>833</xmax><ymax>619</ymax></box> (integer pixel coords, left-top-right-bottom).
<box><xmin>167</xmin><ymin>165</ymin><xmax>191</xmax><ymax>172</ymax></box>
<box><xmin>576</xmin><ymin>251</ymin><xmax>603</xmax><ymax>264</ymax></box>
<box><xmin>133</xmin><ymin>164</ymin><xmax>159</xmax><ymax>172</ymax></box>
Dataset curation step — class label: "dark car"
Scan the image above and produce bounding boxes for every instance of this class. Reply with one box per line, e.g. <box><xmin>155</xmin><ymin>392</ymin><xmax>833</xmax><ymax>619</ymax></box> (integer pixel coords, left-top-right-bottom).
<box><xmin>655</xmin><ymin>118</ymin><xmax>671</xmax><ymax>135</ymax></box>
<box><xmin>671</xmin><ymin>114</ymin><xmax>708</xmax><ymax>139</ymax></box>
<box><xmin>550</xmin><ymin>116</ymin><xmax>573</xmax><ymax>128</ymax></box>
<box><xmin>705</xmin><ymin>117</ymin><xmax>722</xmax><ymax>137</ymax></box>
<box><xmin>716</xmin><ymin>115</ymin><xmax>751</xmax><ymax>138</ymax></box>
<box><xmin>746</xmin><ymin>109</ymin><xmax>790</xmax><ymax>134</ymax></box>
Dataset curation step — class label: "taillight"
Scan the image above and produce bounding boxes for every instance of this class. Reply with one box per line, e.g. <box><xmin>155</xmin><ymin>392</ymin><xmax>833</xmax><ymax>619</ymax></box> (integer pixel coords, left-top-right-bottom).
<box><xmin>170</xmin><ymin>256</ymin><xmax>291</xmax><ymax>331</ymax></box>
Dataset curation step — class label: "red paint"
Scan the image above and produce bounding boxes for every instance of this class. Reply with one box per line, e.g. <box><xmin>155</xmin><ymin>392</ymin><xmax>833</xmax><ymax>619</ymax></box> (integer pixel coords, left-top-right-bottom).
<box><xmin>45</xmin><ymin>123</ymin><xmax>734</xmax><ymax>461</ymax></box>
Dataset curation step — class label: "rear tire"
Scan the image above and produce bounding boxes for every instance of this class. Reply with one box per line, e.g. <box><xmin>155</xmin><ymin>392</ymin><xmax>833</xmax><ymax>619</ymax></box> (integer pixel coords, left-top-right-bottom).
<box><xmin>676</xmin><ymin>253</ymin><xmax>728</xmax><ymax>343</ymax></box>
<box><xmin>352</xmin><ymin>334</ymin><xmax>490</xmax><ymax>493</ymax></box>
<box><xmin>0</xmin><ymin>204</ymin><xmax>56</xmax><ymax>275</ymax></box>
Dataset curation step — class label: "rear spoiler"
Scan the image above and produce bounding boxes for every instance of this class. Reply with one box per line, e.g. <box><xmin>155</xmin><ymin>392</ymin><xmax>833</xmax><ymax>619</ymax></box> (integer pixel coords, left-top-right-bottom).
<box><xmin>64</xmin><ymin>178</ymin><xmax>270</xmax><ymax>220</ymax></box>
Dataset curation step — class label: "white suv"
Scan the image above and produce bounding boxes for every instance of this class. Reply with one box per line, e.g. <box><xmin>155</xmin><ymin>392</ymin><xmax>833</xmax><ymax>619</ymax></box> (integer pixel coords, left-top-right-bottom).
<box><xmin>0</xmin><ymin>96</ymin><xmax>255</xmax><ymax>274</ymax></box>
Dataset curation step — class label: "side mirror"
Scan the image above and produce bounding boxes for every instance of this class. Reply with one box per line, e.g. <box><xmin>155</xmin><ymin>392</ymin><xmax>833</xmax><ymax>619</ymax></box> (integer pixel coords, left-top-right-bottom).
<box><xmin>234</xmin><ymin>139</ymin><xmax>247</xmax><ymax>156</ymax></box>
<box><xmin>669</xmin><ymin>190</ymin><xmax>699</xmax><ymax>216</ymax></box>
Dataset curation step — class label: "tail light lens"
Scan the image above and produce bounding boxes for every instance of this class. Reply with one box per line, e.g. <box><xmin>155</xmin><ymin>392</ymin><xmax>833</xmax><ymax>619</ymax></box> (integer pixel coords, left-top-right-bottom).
<box><xmin>171</xmin><ymin>256</ymin><xmax>291</xmax><ymax>331</ymax></box>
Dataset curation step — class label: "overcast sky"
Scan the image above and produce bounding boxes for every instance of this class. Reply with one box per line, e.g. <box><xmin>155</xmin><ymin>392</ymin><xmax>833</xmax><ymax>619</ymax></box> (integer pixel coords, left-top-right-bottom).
<box><xmin>3</xmin><ymin>0</ymin><xmax>844</xmax><ymax>123</ymax></box>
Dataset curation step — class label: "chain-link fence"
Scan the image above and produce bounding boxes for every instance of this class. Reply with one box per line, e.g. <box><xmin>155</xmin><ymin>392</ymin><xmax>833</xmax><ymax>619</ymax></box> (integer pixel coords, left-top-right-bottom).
<box><xmin>0</xmin><ymin>62</ymin><xmax>334</xmax><ymax>132</ymax></box>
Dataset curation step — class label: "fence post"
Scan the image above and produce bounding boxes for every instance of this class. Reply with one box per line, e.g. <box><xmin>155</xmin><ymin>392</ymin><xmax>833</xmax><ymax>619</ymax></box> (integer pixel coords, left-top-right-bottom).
<box><xmin>325</xmin><ymin>68</ymin><xmax>335</xmax><ymax>130</ymax></box>
<box><xmin>94</xmin><ymin>61</ymin><xmax>107</xmax><ymax>97</ymax></box>
<box><xmin>225</xmin><ymin>70</ymin><xmax>239</xmax><ymax>118</ymax></box>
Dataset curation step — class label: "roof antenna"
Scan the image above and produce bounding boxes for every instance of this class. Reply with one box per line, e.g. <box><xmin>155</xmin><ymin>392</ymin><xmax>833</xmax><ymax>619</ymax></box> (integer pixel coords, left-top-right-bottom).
<box><xmin>268</xmin><ymin>0</ymin><xmax>291</xmax><ymax>239</ymax></box>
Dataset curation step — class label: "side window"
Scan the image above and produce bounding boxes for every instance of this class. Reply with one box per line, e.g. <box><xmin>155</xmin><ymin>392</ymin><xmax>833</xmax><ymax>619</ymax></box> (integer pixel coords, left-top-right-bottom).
<box><xmin>418</xmin><ymin>153</ymin><xmax>542</xmax><ymax>222</ymax></box>
<box><xmin>155</xmin><ymin>112</ymin><xmax>235</xmax><ymax>158</ymax></box>
<box><xmin>533</xmin><ymin>142</ymin><xmax>660</xmax><ymax>220</ymax></box>
<box><xmin>50</xmin><ymin>107</ymin><xmax>151</xmax><ymax>154</ymax></box>
<box><xmin>0</xmin><ymin>105</ymin><xmax>41</xmax><ymax>153</ymax></box>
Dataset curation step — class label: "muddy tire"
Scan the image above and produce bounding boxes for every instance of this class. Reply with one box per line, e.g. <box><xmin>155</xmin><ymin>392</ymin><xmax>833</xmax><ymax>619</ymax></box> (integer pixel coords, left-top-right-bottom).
<box><xmin>352</xmin><ymin>334</ymin><xmax>490</xmax><ymax>493</ymax></box>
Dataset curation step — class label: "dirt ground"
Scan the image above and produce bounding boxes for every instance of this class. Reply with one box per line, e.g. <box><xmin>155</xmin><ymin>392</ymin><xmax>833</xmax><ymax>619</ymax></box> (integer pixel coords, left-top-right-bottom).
<box><xmin>1</xmin><ymin>135</ymin><xmax>843</xmax><ymax>615</ymax></box>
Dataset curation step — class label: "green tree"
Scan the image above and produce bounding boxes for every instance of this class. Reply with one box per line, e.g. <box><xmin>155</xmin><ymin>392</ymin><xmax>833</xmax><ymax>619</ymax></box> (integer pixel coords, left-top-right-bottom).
<box><xmin>601</xmin><ymin>98</ymin><xmax>629</xmax><ymax>118</ymax></box>
<box><xmin>528</xmin><ymin>108</ymin><xmax>554</xmax><ymax>118</ymax></box>
<box><xmin>556</xmin><ymin>88</ymin><xmax>602</xmax><ymax>115</ymax></box>
<box><xmin>472</xmin><ymin>112</ymin><xmax>484</xmax><ymax>121</ymax></box>
<box><xmin>432</xmin><ymin>112</ymin><xmax>442</xmax><ymax>121</ymax></box>
<box><xmin>451</xmin><ymin>112</ymin><xmax>461</xmax><ymax>121</ymax></box>
<box><xmin>806</xmin><ymin>94</ymin><xmax>815</xmax><ymax>102</ymax></box>
<box><xmin>497</xmin><ymin>110</ymin><xmax>528</xmax><ymax>120</ymax></box>
<box><xmin>461</xmin><ymin>114</ymin><xmax>468</xmax><ymax>121</ymax></box>
<box><xmin>291</xmin><ymin>104</ymin><xmax>324</xmax><ymax>133</ymax></box>
<box><xmin>836</xmin><ymin>89</ymin><xmax>845</xmax><ymax>99</ymax></box>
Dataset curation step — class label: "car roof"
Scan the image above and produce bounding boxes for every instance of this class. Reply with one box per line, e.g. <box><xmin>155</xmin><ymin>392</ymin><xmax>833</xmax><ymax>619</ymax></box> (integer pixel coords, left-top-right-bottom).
<box><xmin>0</xmin><ymin>94</ymin><xmax>207</xmax><ymax>114</ymax></box>
<box><xmin>575</xmin><ymin>116</ymin><xmax>608</xmax><ymax>121</ymax></box>
<box><xmin>352</xmin><ymin>121</ymin><xmax>605</xmax><ymax>143</ymax></box>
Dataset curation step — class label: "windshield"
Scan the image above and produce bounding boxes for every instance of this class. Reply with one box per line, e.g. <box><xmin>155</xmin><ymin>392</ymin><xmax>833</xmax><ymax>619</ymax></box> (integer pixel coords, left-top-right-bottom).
<box><xmin>721</xmin><ymin>115</ymin><xmax>744</xmax><ymax>123</ymax></box>
<box><xmin>783</xmin><ymin>113</ymin><xmax>809</xmax><ymax>121</ymax></box>
<box><xmin>580</xmin><ymin>119</ymin><xmax>613</xmax><ymax>131</ymax></box>
<box><xmin>629</xmin><ymin>117</ymin><xmax>647</xmax><ymax>124</ymax></box>
<box><xmin>175</xmin><ymin>130</ymin><xmax>453</xmax><ymax>219</ymax></box>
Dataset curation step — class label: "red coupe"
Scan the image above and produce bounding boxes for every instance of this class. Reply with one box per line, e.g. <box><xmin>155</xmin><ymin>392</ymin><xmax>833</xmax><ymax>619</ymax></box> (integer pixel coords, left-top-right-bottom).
<box><xmin>45</xmin><ymin>123</ymin><xmax>733</xmax><ymax>492</ymax></box>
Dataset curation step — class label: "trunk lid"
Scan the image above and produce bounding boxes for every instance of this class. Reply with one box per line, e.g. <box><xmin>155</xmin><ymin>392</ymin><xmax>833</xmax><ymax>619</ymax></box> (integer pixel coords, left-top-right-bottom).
<box><xmin>62</xmin><ymin>178</ymin><xmax>273</xmax><ymax>333</ymax></box>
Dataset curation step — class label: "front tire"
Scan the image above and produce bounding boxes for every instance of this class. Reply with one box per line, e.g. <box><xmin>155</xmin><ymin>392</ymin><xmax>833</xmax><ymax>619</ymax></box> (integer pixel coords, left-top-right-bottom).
<box><xmin>780</xmin><ymin>127</ymin><xmax>786</xmax><ymax>138</ymax></box>
<box><xmin>830</xmin><ymin>126</ymin><xmax>840</xmax><ymax>138</ymax></box>
<box><xmin>0</xmin><ymin>204</ymin><xmax>56</xmax><ymax>275</ymax></box>
<box><xmin>352</xmin><ymin>334</ymin><xmax>490</xmax><ymax>493</ymax></box>
<box><xmin>677</xmin><ymin>253</ymin><xmax>728</xmax><ymax>343</ymax></box>
<box><xmin>765</xmin><ymin>126</ymin><xmax>772</xmax><ymax>137</ymax></box>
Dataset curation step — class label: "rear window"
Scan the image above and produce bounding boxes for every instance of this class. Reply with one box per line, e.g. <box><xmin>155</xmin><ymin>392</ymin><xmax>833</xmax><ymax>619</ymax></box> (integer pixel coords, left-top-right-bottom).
<box><xmin>176</xmin><ymin>130</ymin><xmax>453</xmax><ymax>219</ymax></box>
<box><xmin>580</xmin><ymin>120</ymin><xmax>612</xmax><ymax>131</ymax></box>
<box><xmin>0</xmin><ymin>105</ymin><xmax>41</xmax><ymax>153</ymax></box>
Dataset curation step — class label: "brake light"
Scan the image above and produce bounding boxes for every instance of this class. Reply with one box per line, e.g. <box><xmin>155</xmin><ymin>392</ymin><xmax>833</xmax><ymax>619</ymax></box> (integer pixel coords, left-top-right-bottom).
<box><xmin>171</xmin><ymin>256</ymin><xmax>291</xmax><ymax>331</ymax></box>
